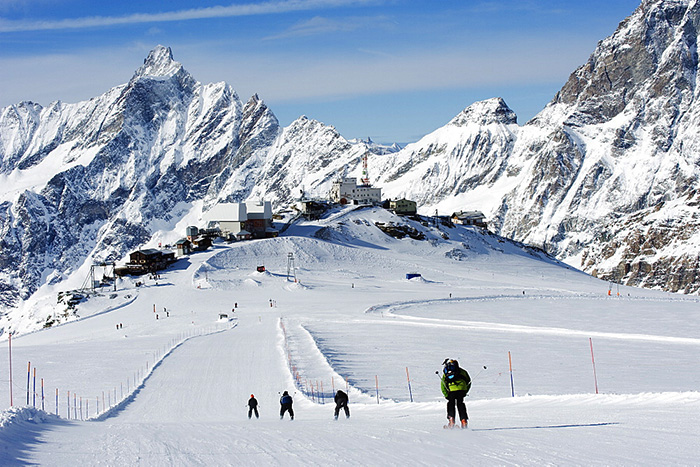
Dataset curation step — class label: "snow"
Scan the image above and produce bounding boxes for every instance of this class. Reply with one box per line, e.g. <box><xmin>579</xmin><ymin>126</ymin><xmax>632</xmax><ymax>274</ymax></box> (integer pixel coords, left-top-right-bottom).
<box><xmin>0</xmin><ymin>207</ymin><xmax>699</xmax><ymax>465</ymax></box>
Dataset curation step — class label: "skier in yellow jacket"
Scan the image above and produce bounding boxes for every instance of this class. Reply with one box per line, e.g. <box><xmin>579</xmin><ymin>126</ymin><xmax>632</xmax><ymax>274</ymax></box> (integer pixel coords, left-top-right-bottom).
<box><xmin>440</xmin><ymin>359</ymin><xmax>471</xmax><ymax>429</ymax></box>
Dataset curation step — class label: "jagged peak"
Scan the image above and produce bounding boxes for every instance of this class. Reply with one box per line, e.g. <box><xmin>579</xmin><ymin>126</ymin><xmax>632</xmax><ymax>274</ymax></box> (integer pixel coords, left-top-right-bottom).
<box><xmin>243</xmin><ymin>93</ymin><xmax>265</xmax><ymax>110</ymax></box>
<box><xmin>133</xmin><ymin>45</ymin><xmax>185</xmax><ymax>79</ymax></box>
<box><xmin>449</xmin><ymin>97</ymin><xmax>518</xmax><ymax>126</ymax></box>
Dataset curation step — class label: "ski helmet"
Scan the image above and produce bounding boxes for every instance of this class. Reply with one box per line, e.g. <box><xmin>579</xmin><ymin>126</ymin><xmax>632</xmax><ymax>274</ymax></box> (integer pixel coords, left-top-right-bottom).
<box><xmin>443</xmin><ymin>359</ymin><xmax>459</xmax><ymax>376</ymax></box>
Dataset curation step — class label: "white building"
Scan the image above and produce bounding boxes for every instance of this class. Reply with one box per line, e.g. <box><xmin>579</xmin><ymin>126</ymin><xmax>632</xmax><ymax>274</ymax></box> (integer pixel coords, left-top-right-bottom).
<box><xmin>203</xmin><ymin>200</ymin><xmax>276</xmax><ymax>237</ymax></box>
<box><xmin>203</xmin><ymin>203</ymin><xmax>247</xmax><ymax>234</ymax></box>
<box><xmin>329</xmin><ymin>177</ymin><xmax>382</xmax><ymax>205</ymax></box>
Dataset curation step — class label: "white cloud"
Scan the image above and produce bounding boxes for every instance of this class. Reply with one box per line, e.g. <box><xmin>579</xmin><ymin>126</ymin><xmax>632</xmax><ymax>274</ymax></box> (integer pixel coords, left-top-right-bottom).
<box><xmin>263</xmin><ymin>14</ymin><xmax>391</xmax><ymax>40</ymax></box>
<box><xmin>0</xmin><ymin>0</ymin><xmax>378</xmax><ymax>32</ymax></box>
<box><xmin>0</xmin><ymin>36</ymin><xmax>590</xmax><ymax>111</ymax></box>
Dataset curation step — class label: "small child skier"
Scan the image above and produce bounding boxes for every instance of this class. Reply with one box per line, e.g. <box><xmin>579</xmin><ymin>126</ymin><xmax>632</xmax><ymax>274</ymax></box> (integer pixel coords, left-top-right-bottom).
<box><xmin>334</xmin><ymin>390</ymin><xmax>350</xmax><ymax>420</ymax></box>
<box><xmin>279</xmin><ymin>391</ymin><xmax>294</xmax><ymax>420</ymax></box>
<box><xmin>248</xmin><ymin>394</ymin><xmax>259</xmax><ymax>419</ymax></box>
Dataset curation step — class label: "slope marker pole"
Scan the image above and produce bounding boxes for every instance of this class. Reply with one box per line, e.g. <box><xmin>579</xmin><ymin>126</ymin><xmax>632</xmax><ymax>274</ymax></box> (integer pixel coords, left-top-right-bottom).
<box><xmin>26</xmin><ymin>361</ymin><xmax>31</xmax><ymax>405</ymax></box>
<box><xmin>375</xmin><ymin>375</ymin><xmax>380</xmax><ymax>404</ymax></box>
<box><xmin>508</xmin><ymin>351</ymin><xmax>515</xmax><ymax>397</ymax></box>
<box><xmin>589</xmin><ymin>338</ymin><xmax>599</xmax><ymax>394</ymax></box>
<box><xmin>406</xmin><ymin>367</ymin><xmax>414</xmax><ymax>402</ymax></box>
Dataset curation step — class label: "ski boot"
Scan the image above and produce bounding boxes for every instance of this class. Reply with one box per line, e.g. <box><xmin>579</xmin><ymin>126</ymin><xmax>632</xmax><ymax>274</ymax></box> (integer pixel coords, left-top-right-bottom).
<box><xmin>460</xmin><ymin>419</ymin><xmax>468</xmax><ymax>429</ymax></box>
<box><xmin>444</xmin><ymin>417</ymin><xmax>456</xmax><ymax>429</ymax></box>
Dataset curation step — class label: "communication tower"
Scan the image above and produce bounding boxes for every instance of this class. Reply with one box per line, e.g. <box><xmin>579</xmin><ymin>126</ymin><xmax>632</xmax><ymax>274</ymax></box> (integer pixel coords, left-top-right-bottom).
<box><xmin>360</xmin><ymin>151</ymin><xmax>371</xmax><ymax>186</ymax></box>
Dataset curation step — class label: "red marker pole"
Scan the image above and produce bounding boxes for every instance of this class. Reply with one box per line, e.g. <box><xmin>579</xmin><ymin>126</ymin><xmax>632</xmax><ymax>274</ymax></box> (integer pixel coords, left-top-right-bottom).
<box><xmin>589</xmin><ymin>338</ymin><xmax>599</xmax><ymax>394</ymax></box>
<box><xmin>375</xmin><ymin>375</ymin><xmax>380</xmax><ymax>404</ymax></box>
<box><xmin>508</xmin><ymin>351</ymin><xmax>515</xmax><ymax>397</ymax></box>
<box><xmin>41</xmin><ymin>378</ymin><xmax>44</xmax><ymax>411</ymax></box>
<box><xmin>406</xmin><ymin>367</ymin><xmax>414</xmax><ymax>402</ymax></box>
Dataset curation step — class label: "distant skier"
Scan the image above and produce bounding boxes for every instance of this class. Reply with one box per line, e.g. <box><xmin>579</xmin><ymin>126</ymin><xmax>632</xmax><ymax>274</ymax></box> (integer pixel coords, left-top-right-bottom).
<box><xmin>334</xmin><ymin>390</ymin><xmax>350</xmax><ymax>420</ymax></box>
<box><xmin>280</xmin><ymin>391</ymin><xmax>294</xmax><ymax>420</ymax></box>
<box><xmin>248</xmin><ymin>394</ymin><xmax>259</xmax><ymax>419</ymax></box>
<box><xmin>440</xmin><ymin>359</ymin><xmax>471</xmax><ymax>429</ymax></box>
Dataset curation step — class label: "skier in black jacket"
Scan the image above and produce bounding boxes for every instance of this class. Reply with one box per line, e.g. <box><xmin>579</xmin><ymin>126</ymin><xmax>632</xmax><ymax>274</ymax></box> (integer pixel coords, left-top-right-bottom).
<box><xmin>334</xmin><ymin>390</ymin><xmax>350</xmax><ymax>420</ymax></box>
<box><xmin>247</xmin><ymin>394</ymin><xmax>259</xmax><ymax>419</ymax></box>
<box><xmin>280</xmin><ymin>391</ymin><xmax>294</xmax><ymax>420</ymax></box>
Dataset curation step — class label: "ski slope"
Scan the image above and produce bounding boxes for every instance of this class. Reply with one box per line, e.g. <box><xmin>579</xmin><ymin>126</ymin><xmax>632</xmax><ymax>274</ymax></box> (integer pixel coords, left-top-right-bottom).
<box><xmin>1</xmin><ymin>207</ymin><xmax>699</xmax><ymax>465</ymax></box>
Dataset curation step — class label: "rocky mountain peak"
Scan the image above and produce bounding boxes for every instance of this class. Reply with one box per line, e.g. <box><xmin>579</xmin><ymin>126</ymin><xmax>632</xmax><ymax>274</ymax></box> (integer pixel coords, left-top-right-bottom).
<box><xmin>133</xmin><ymin>45</ymin><xmax>186</xmax><ymax>79</ymax></box>
<box><xmin>541</xmin><ymin>0</ymin><xmax>698</xmax><ymax>126</ymax></box>
<box><xmin>449</xmin><ymin>97</ymin><xmax>518</xmax><ymax>127</ymax></box>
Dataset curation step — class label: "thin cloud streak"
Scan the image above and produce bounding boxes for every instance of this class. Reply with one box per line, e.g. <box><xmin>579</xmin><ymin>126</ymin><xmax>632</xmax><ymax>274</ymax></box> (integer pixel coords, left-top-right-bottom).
<box><xmin>0</xmin><ymin>38</ymin><xmax>590</xmax><ymax>109</ymax></box>
<box><xmin>263</xmin><ymin>14</ymin><xmax>391</xmax><ymax>40</ymax></box>
<box><xmin>0</xmin><ymin>0</ymin><xmax>376</xmax><ymax>32</ymax></box>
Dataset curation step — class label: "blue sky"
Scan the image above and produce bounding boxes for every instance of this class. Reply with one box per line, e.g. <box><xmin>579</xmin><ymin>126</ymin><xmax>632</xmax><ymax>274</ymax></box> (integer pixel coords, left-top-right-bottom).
<box><xmin>0</xmin><ymin>0</ymin><xmax>641</xmax><ymax>143</ymax></box>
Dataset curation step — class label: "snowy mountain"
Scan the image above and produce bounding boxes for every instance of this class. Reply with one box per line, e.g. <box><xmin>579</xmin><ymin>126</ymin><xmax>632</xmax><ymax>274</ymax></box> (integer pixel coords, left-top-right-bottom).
<box><xmin>0</xmin><ymin>46</ymin><xmax>378</xmax><ymax>322</ymax></box>
<box><xmin>377</xmin><ymin>0</ymin><xmax>700</xmax><ymax>293</ymax></box>
<box><xmin>3</xmin><ymin>0</ymin><xmax>700</xmax><ymax>334</ymax></box>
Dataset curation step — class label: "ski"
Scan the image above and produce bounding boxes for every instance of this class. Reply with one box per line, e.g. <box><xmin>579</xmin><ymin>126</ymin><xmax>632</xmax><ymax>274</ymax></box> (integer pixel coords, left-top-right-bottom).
<box><xmin>443</xmin><ymin>423</ymin><xmax>468</xmax><ymax>429</ymax></box>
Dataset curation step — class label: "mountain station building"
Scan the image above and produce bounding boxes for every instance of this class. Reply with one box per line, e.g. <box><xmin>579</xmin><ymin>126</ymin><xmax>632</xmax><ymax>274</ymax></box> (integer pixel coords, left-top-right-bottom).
<box><xmin>451</xmin><ymin>210</ymin><xmax>487</xmax><ymax>228</ymax></box>
<box><xmin>329</xmin><ymin>177</ymin><xmax>382</xmax><ymax>205</ymax></box>
<box><xmin>203</xmin><ymin>200</ymin><xmax>277</xmax><ymax>239</ymax></box>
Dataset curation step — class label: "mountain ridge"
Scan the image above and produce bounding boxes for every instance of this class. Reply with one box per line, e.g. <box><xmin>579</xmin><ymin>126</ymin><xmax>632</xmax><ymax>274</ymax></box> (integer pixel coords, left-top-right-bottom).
<box><xmin>2</xmin><ymin>0</ymin><xmax>700</xmax><ymax>334</ymax></box>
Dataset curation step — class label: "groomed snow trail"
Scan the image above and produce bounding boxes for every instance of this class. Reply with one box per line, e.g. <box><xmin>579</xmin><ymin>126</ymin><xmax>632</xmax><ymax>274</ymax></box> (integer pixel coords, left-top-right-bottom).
<box><xmin>3</xmin><ymin>210</ymin><xmax>700</xmax><ymax>465</ymax></box>
<box><xmin>18</xmin><ymin>311</ymin><xmax>700</xmax><ymax>466</ymax></box>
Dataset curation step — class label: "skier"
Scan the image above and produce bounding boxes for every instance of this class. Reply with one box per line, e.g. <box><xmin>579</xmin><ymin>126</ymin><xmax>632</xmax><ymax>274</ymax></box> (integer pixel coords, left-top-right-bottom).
<box><xmin>279</xmin><ymin>391</ymin><xmax>294</xmax><ymax>420</ymax></box>
<box><xmin>247</xmin><ymin>394</ymin><xmax>259</xmax><ymax>419</ymax></box>
<box><xmin>333</xmin><ymin>390</ymin><xmax>350</xmax><ymax>420</ymax></box>
<box><xmin>440</xmin><ymin>359</ymin><xmax>471</xmax><ymax>429</ymax></box>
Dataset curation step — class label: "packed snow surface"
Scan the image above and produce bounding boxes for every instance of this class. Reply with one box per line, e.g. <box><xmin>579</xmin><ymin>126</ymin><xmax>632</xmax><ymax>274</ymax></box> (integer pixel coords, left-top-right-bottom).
<box><xmin>0</xmin><ymin>207</ymin><xmax>698</xmax><ymax>465</ymax></box>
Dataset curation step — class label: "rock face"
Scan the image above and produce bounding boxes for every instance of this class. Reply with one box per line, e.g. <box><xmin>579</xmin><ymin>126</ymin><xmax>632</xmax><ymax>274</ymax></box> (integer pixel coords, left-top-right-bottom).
<box><xmin>3</xmin><ymin>0</ymin><xmax>700</xmax><ymax>333</ymax></box>
<box><xmin>377</xmin><ymin>0</ymin><xmax>700</xmax><ymax>293</ymax></box>
<box><xmin>0</xmin><ymin>46</ymin><xmax>378</xmax><ymax>322</ymax></box>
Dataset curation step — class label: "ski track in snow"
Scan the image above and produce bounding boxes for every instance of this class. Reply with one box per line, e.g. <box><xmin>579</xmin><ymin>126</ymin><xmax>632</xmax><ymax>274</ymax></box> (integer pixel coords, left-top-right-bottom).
<box><xmin>365</xmin><ymin>294</ymin><xmax>700</xmax><ymax>345</ymax></box>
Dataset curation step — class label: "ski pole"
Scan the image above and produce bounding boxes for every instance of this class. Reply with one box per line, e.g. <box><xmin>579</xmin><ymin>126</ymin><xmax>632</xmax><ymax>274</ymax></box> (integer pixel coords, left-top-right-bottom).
<box><xmin>472</xmin><ymin>365</ymin><xmax>488</xmax><ymax>380</ymax></box>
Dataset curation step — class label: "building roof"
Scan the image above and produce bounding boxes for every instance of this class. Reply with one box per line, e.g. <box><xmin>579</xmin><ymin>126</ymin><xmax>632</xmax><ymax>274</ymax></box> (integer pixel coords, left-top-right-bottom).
<box><xmin>135</xmin><ymin>248</ymin><xmax>162</xmax><ymax>256</ymax></box>
<box><xmin>453</xmin><ymin>210</ymin><xmax>485</xmax><ymax>219</ymax></box>
<box><xmin>204</xmin><ymin>203</ymin><xmax>247</xmax><ymax>222</ymax></box>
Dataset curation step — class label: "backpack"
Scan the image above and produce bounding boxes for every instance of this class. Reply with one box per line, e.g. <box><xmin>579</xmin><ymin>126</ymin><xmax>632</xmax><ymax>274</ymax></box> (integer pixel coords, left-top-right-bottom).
<box><xmin>443</xmin><ymin>359</ymin><xmax>471</xmax><ymax>393</ymax></box>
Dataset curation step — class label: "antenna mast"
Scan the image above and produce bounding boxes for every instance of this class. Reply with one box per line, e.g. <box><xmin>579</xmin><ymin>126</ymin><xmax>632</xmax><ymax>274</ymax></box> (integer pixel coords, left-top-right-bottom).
<box><xmin>361</xmin><ymin>151</ymin><xmax>370</xmax><ymax>186</ymax></box>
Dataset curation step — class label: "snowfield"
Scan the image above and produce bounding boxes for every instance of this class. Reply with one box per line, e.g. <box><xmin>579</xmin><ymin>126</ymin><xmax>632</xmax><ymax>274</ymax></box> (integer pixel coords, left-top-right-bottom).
<box><xmin>1</xmin><ymin>207</ymin><xmax>699</xmax><ymax>465</ymax></box>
